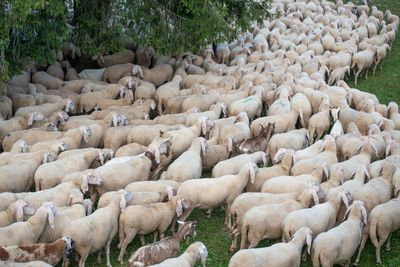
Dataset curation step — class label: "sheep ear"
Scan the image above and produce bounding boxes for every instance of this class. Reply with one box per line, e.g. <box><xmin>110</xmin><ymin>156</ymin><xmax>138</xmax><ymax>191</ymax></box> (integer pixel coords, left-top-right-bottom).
<box><xmin>139</xmin><ymin>67</ymin><xmax>143</xmax><ymax>78</ymax></box>
<box><xmin>227</xmin><ymin>138</ymin><xmax>233</xmax><ymax>153</ymax></box>
<box><xmin>322</xmin><ymin>161</ymin><xmax>329</xmax><ymax>179</ymax></box>
<box><xmin>23</xmin><ymin>207</ymin><xmax>36</xmax><ymax>216</ymax></box>
<box><xmin>27</xmin><ymin>113</ymin><xmax>34</xmax><ymax>126</ymax></box>
<box><xmin>120</xmin><ymin>194</ymin><xmax>127</xmax><ymax>209</ymax></box>
<box><xmin>166</xmin><ymin>186</ymin><xmax>174</xmax><ymax>201</ymax></box>
<box><xmin>249</xmin><ymin>163</ymin><xmax>256</xmax><ymax>183</ymax></box>
<box><xmin>311</xmin><ymin>189</ymin><xmax>319</xmax><ymax>205</ymax></box>
<box><xmin>262</xmin><ymin>153</ymin><xmax>267</xmax><ymax>167</ymax></box>
<box><xmin>177</xmin><ymin>220</ymin><xmax>185</xmax><ymax>225</ymax></box>
<box><xmin>199</xmin><ymin>245</ymin><xmax>208</xmax><ymax>264</ymax></box>
<box><xmin>16</xmin><ymin>201</ymin><xmax>27</xmax><ymax>222</ymax></box>
<box><xmin>341</xmin><ymin>191</ymin><xmax>350</xmax><ymax>209</ymax></box>
<box><xmin>306</xmin><ymin>232</ymin><xmax>312</xmax><ymax>255</ymax></box>
<box><xmin>395</xmin><ymin>187</ymin><xmax>400</xmax><ymax>198</ymax></box>
<box><xmin>83</xmin><ymin>199</ymin><xmax>93</xmax><ymax>215</ymax></box>
<box><xmin>176</xmin><ymin>200</ymin><xmax>183</xmax><ymax>217</ymax></box>
<box><xmin>361</xmin><ymin>205</ymin><xmax>368</xmax><ymax>225</ymax></box>
<box><xmin>48</xmin><ymin>207</ymin><xmax>55</xmax><ymax>229</ymax></box>
<box><xmin>81</xmin><ymin>175</ymin><xmax>89</xmax><ymax>193</ymax></box>
<box><xmin>201</xmin><ymin>139</ymin><xmax>207</xmax><ymax>156</ymax></box>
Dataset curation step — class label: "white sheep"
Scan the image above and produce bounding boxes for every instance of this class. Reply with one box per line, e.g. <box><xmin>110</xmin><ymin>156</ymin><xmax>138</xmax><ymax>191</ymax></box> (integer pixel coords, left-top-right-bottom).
<box><xmin>228</xmin><ymin>227</ymin><xmax>312</xmax><ymax>267</ymax></box>
<box><xmin>311</xmin><ymin>201</ymin><xmax>367</xmax><ymax>267</ymax></box>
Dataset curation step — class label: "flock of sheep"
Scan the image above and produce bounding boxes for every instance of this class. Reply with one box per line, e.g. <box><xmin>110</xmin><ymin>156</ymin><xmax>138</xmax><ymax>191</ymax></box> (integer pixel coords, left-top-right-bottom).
<box><xmin>0</xmin><ymin>0</ymin><xmax>399</xmax><ymax>266</ymax></box>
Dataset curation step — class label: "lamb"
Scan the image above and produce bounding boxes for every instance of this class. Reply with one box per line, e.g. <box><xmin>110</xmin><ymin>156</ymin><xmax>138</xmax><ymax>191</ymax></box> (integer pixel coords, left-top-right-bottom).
<box><xmin>127</xmin><ymin>221</ymin><xmax>197</xmax><ymax>267</ymax></box>
<box><xmin>117</xmin><ymin>188</ymin><xmax>181</xmax><ymax>262</ymax></box>
<box><xmin>312</xmin><ymin>201</ymin><xmax>367</xmax><ymax>267</ymax></box>
<box><xmin>328</xmin><ymin>66</ymin><xmax>350</xmax><ymax>85</ymax></box>
<box><xmin>163</xmin><ymin>137</ymin><xmax>206</xmax><ymax>182</ymax></box>
<box><xmin>0</xmin><ymin>200</ymin><xmax>28</xmax><ymax>227</ymax></box>
<box><xmin>177</xmin><ymin>163</ymin><xmax>258</xmax><ymax>227</ymax></box>
<box><xmin>0</xmin><ymin>236</ymin><xmax>74</xmax><ymax>266</ymax></box>
<box><xmin>131</xmin><ymin>64</ymin><xmax>173</xmax><ymax>87</ymax></box>
<box><xmin>368</xmin><ymin>196</ymin><xmax>400</xmax><ymax>264</ymax></box>
<box><xmin>228</xmin><ymin>227</ymin><xmax>312</xmax><ymax>267</ymax></box>
<box><xmin>245</xmin><ymin>148</ymin><xmax>294</xmax><ymax>192</ymax></box>
<box><xmin>0</xmin><ymin>202</ymin><xmax>56</xmax><ymax>246</ymax></box>
<box><xmin>34</xmin><ymin>148</ymin><xmax>102</xmax><ymax>190</ymax></box>
<box><xmin>282</xmin><ymin>191</ymin><xmax>351</xmax><ymax>242</ymax></box>
<box><xmin>386</xmin><ymin>102</ymin><xmax>400</xmax><ymax>130</ymax></box>
<box><xmin>211</xmin><ymin>151</ymin><xmax>266</xmax><ymax>178</ymax></box>
<box><xmin>146</xmin><ymin>241</ymin><xmax>207</xmax><ymax>267</ymax></box>
<box><xmin>78</xmin><ymin>68</ymin><xmax>106</xmax><ymax>81</ymax></box>
<box><xmin>238</xmin><ymin>186</ymin><xmax>319</xmax><ymax>250</ymax></box>
<box><xmin>63</xmin><ymin>190</ymin><xmax>132</xmax><ymax>267</ymax></box>
<box><xmin>238</xmin><ymin>123</ymin><xmax>274</xmax><ymax>154</ymax></box>
<box><xmin>307</xmin><ymin>100</ymin><xmax>332</xmax><ymax>143</ymax></box>
<box><xmin>0</xmin><ymin>95</ymin><xmax>12</xmax><ymax>119</ymax></box>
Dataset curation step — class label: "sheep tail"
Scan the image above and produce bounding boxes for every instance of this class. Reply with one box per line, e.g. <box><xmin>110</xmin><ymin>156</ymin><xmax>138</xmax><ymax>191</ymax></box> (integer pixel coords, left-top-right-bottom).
<box><xmin>369</xmin><ymin>216</ymin><xmax>380</xmax><ymax>248</ymax></box>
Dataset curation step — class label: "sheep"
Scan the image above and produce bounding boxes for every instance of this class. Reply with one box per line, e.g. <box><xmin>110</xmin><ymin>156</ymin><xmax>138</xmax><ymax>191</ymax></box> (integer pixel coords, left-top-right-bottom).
<box><xmin>238</xmin><ymin>186</ymin><xmax>319</xmax><ymax>250</ymax></box>
<box><xmin>211</xmin><ymin>151</ymin><xmax>266</xmax><ymax>178</ymax></box>
<box><xmin>163</xmin><ymin>137</ymin><xmax>206</xmax><ymax>182</ymax></box>
<box><xmin>0</xmin><ymin>152</ymin><xmax>54</xmax><ymax>193</ymax></box>
<box><xmin>177</xmin><ymin>163</ymin><xmax>258</xmax><ymax>228</ymax></box>
<box><xmin>0</xmin><ymin>112</ymin><xmax>45</xmax><ymax>145</ymax></box>
<box><xmin>127</xmin><ymin>220</ymin><xmax>197</xmax><ymax>267</ymax></box>
<box><xmin>339</xmin><ymin>103</ymin><xmax>382</xmax><ymax>136</ymax></box>
<box><xmin>23</xmin><ymin>172</ymin><xmax>102</xmax><ymax>209</ymax></box>
<box><xmin>155</xmin><ymin>75</ymin><xmax>182</xmax><ymax>114</ymax></box>
<box><xmin>91</xmin><ymin>152</ymin><xmax>161</xmax><ymax>201</ymax></box>
<box><xmin>115</xmin><ymin>143</ymin><xmax>147</xmax><ymax>157</ymax></box>
<box><xmin>0</xmin><ymin>202</ymin><xmax>56</xmax><ymax>246</ymax></box>
<box><xmin>307</xmin><ymin>100</ymin><xmax>332</xmax><ymax>143</ymax></box>
<box><xmin>351</xmin><ymin>45</ymin><xmax>377</xmax><ymax>84</ymax></box>
<box><xmin>103</xmin><ymin>63</ymin><xmax>134</xmax><ymax>83</ymax></box>
<box><xmin>98</xmin><ymin>190</ymin><xmax>164</xmax><ymax>209</ymax></box>
<box><xmin>238</xmin><ymin>122</ymin><xmax>275</xmax><ymax>154</ymax></box>
<box><xmin>34</xmin><ymin>147</ymin><xmax>102</xmax><ymax>190</ymax></box>
<box><xmin>386</xmin><ymin>102</ymin><xmax>400</xmax><ymax>130</ymax></box>
<box><xmin>228</xmin><ymin>227</ymin><xmax>312</xmax><ymax>267</ymax></box>
<box><xmin>0</xmin><ymin>260</ymin><xmax>52</xmax><ymax>266</ymax></box>
<box><xmin>282</xmin><ymin>191</ymin><xmax>351</xmax><ymax>242</ymax></box>
<box><xmin>117</xmin><ymin>188</ymin><xmax>180</xmax><ymax>262</ymax></box>
<box><xmin>251</xmin><ymin>109</ymin><xmax>301</xmax><ymax>136</ymax></box>
<box><xmin>129</xmin><ymin>77</ymin><xmax>157</xmax><ymax>100</ymax></box>
<box><xmin>78</xmin><ymin>85</ymin><xmax>125</xmax><ymax>113</ymax></box>
<box><xmin>96</xmin><ymin>89</ymin><xmax>134</xmax><ymax>110</ymax></box>
<box><xmin>0</xmin><ymin>95</ymin><xmax>12</xmax><ymax>119</ymax></box>
<box><xmin>266</xmin><ymin>128</ymin><xmax>309</xmax><ymax>162</ymax></box>
<box><xmin>96</xmin><ymin>50</ymin><xmax>135</xmax><ymax>67</ymax></box>
<box><xmin>46</xmin><ymin>62</ymin><xmax>64</xmax><ymax>80</ymax></box>
<box><xmin>39</xmin><ymin>200</ymin><xmax>92</xmax><ymax>243</ymax></box>
<box><xmin>228</xmin><ymin>86</ymin><xmax>264</xmax><ymax>120</ymax></box>
<box><xmin>131</xmin><ymin>64</ymin><xmax>173</xmax><ymax>87</ymax></box>
<box><xmin>0</xmin><ymin>200</ymin><xmax>28</xmax><ymax>227</ymax></box>
<box><xmin>373</xmin><ymin>43</ymin><xmax>391</xmax><ymax>74</ymax></box>
<box><xmin>246</xmin><ymin>148</ymin><xmax>294</xmax><ymax>192</ymax></box>
<box><xmin>147</xmin><ymin>241</ymin><xmax>207</xmax><ymax>267</ymax></box>
<box><xmin>311</xmin><ymin>201</ymin><xmax>367</xmax><ymax>267</ymax></box>
<box><xmin>125</xmin><ymin>180</ymin><xmax>180</xmax><ymax>198</ymax></box>
<box><xmin>32</xmin><ymin>72</ymin><xmax>64</xmax><ymax>89</ymax></box>
<box><xmin>135</xmin><ymin>46</ymin><xmax>154</xmax><ymax>68</ymax></box>
<box><xmin>78</xmin><ymin>68</ymin><xmax>106</xmax><ymax>81</ymax></box>
<box><xmin>0</xmin><ymin>236</ymin><xmax>74</xmax><ymax>266</ymax></box>
<box><xmin>63</xmin><ymin>190</ymin><xmax>132</xmax><ymax>267</ymax></box>
<box><xmin>368</xmin><ymin>196</ymin><xmax>400</xmax><ymax>264</ymax></box>
<box><xmin>351</xmin><ymin>159</ymin><xmax>398</xmax><ymax>265</ymax></box>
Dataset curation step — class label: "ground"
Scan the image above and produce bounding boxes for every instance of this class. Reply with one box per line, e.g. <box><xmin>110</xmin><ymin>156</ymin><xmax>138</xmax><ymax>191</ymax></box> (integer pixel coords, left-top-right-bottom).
<box><xmin>85</xmin><ymin>1</ymin><xmax>400</xmax><ymax>266</ymax></box>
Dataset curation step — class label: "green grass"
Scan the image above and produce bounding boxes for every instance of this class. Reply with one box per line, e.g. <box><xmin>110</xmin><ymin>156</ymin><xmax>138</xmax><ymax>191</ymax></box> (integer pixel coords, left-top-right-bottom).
<box><xmin>83</xmin><ymin>2</ymin><xmax>400</xmax><ymax>266</ymax></box>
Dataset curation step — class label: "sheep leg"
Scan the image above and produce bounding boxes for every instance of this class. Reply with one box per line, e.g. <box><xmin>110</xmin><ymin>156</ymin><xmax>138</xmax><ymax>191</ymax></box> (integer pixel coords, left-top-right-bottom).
<box><xmin>159</xmin><ymin>230</ymin><xmax>165</xmax><ymax>239</ymax></box>
<box><xmin>248</xmin><ymin>238</ymin><xmax>260</xmax><ymax>249</ymax></box>
<box><xmin>373</xmin><ymin>64</ymin><xmax>378</xmax><ymax>75</ymax></box>
<box><xmin>354</xmin><ymin>68</ymin><xmax>362</xmax><ymax>85</ymax></box>
<box><xmin>153</xmin><ymin>231</ymin><xmax>158</xmax><ymax>243</ymax></box>
<box><xmin>230</xmin><ymin>232</ymin><xmax>239</xmax><ymax>252</ymax></box>
<box><xmin>140</xmin><ymin>235</ymin><xmax>146</xmax><ymax>245</ymax></box>
<box><xmin>207</xmin><ymin>208</ymin><xmax>213</xmax><ymax>219</ymax></box>
<box><xmin>226</xmin><ymin>203</ymin><xmax>233</xmax><ymax>229</ymax></box>
<box><xmin>96</xmin><ymin>249</ymin><xmax>102</xmax><ymax>263</ymax></box>
<box><xmin>78</xmin><ymin>249</ymin><xmax>90</xmax><ymax>267</ymax></box>
<box><xmin>385</xmin><ymin>234</ymin><xmax>392</xmax><ymax>251</ymax></box>
<box><xmin>118</xmin><ymin>231</ymin><xmax>136</xmax><ymax>263</ymax></box>
<box><xmin>105</xmin><ymin>239</ymin><xmax>112</xmax><ymax>267</ymax></box>
<box><xmin>354</xmin><ymin>227</ymin><xmax>369</xmax><ymax>266</ymax></box>
<box><xmin>301</xmin><ymin>248</ymin><xmax>308</xmax><ymax>262</ymax></box>
<box><xmin>380</xmin><ymin>61</ymin><xmax>384</xmax><ymax>70</ymax></box>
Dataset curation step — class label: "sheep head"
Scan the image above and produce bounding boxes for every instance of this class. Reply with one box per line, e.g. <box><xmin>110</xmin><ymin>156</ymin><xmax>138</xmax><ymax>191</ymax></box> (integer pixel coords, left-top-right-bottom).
<box><xmin>83</xmin><ymin>199</ymin><xmax>93</xmax><ymax>215</ymax></box>
<box><xmin>43</xmin><ymin>152</ymin><xmax>56</xmax><ymax>163</ymax></box>
<box><xmin>16</xmin><ymin>140</ymin><xmax>29</xmax><ymax>153</ymax></box>
<box><xmin>81</xmin><ymin>173</ymin><xmax>103</xmax><ymax>193</ymax></box>
<box><xmin>79</xmin><ymin>125</ymin><xmax>92</xmax><ymax>143</ymax></box>
<box><xmin>62</xmin><ymin>236</ymin><xmax>75</xmax><ymax>258</ymax></box>
<box><xmin>176</xmin><ymin>198</ymin><xmax>190</xmax><ymax>217</ymax></box>
<box><xmin>57</xmin><ymin>111</ymin><xmax>69</xmax><ymax>126</ymax></box>
<box><xmin>27</xmin><ymin>112</ymin><xmax>45</xmax><ymax>127</ymax></box>
<box><xmin>64</xmin><ymin>99</ymin><xmax>75</xmax><ymax>112</ymax></box>
<box><xmin>131</xmin><ymin>65</ymin><xmax>143</xmax><ymax>78</ymax></box>
<box><xmin>46</xmin><ymin>122</ymin><xmax>58</xmax><ymax>132</ymax></box>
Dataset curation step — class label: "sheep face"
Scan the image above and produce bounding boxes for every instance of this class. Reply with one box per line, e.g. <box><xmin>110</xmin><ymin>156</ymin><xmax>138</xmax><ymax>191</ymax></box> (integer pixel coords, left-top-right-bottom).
<box><xmin>62</xmin><ymin>236</ymin><xmax>75</xmax><ymax>257</ymax></box>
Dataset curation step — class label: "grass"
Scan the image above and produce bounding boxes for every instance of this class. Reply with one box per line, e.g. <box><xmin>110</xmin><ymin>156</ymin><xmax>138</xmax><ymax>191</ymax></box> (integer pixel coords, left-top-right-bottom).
<box><xmin>83</xmin><ymin>1</ymin><xmax>400</xmax><ymax>266</ymax></box>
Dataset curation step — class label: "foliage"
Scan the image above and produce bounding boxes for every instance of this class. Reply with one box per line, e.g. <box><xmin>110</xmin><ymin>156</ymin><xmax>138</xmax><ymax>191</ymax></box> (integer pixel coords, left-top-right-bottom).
<box><xmin>0</xmin><ymin>0</ymin><xmax>69</xmax><ymax>83</ymax></box>
<box><xmin>1</xmin><ymin>0</ymin><xmax>270</xmax><ymax>85</ymax></box>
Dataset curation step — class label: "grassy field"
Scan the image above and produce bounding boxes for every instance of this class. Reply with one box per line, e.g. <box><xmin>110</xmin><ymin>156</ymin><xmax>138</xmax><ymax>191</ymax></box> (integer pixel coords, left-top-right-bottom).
<box><xmin>85</xmin><ymin>1</ymin><xmax>400</xmax><ymax>266</ymax></box>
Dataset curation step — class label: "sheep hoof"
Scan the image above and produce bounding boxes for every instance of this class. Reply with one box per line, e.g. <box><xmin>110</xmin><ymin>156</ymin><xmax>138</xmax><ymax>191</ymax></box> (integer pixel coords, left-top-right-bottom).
<box><xmin>353</xmin><ymin>261</ymin><xmax>359</xmax><ymax>266</ymax></box>
<box><xmin>229</xmin><ymin>246</ymin><xmax>236</xmax><ymax>253</ymax></box>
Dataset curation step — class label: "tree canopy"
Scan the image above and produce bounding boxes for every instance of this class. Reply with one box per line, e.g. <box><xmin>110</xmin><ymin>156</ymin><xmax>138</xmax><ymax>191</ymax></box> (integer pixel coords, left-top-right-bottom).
<box><xmin>1</xmin><ymin>0</ymin><xmax>269</xmax><ymax>83</ymax></box>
